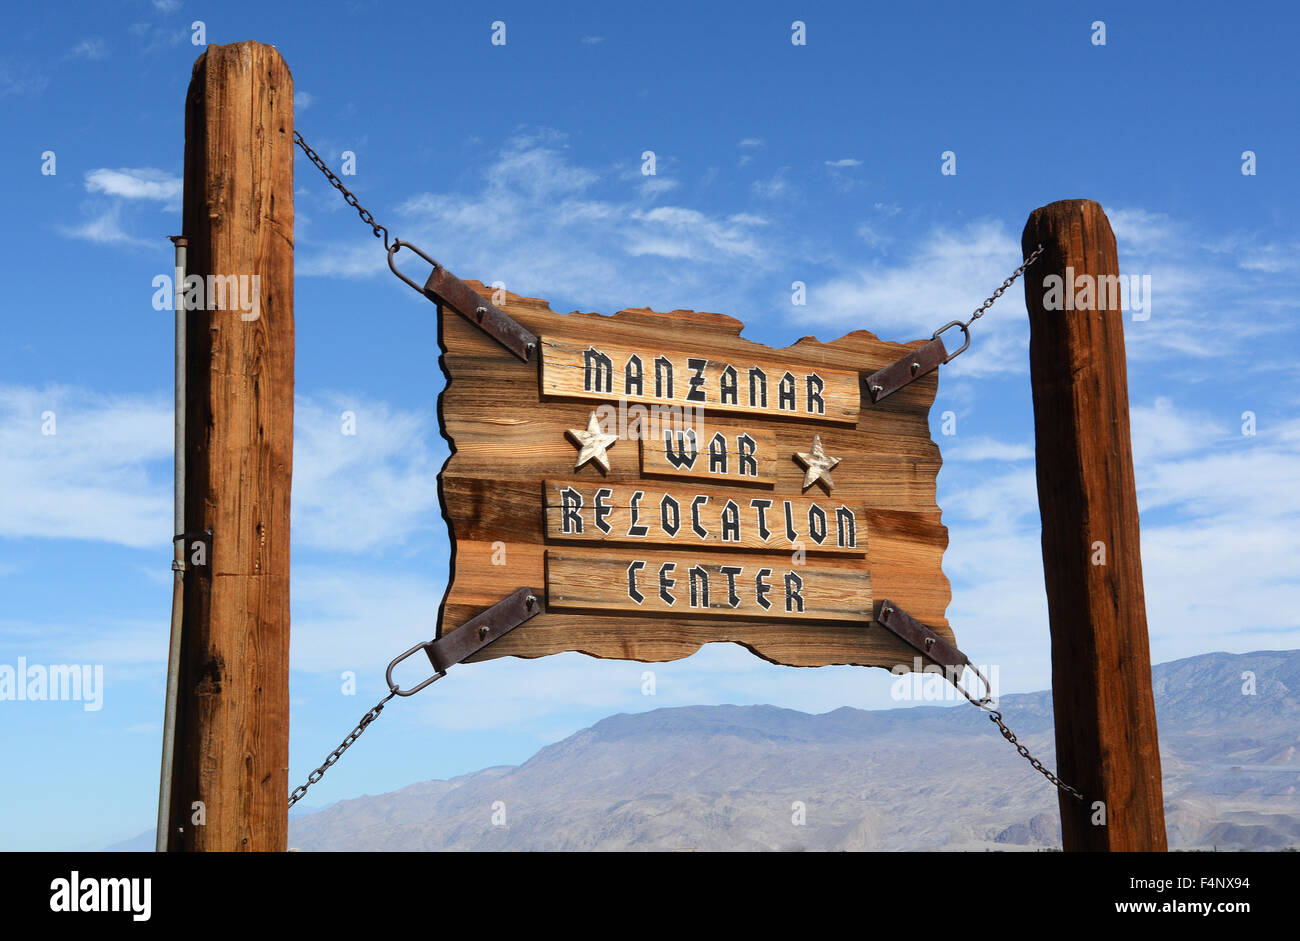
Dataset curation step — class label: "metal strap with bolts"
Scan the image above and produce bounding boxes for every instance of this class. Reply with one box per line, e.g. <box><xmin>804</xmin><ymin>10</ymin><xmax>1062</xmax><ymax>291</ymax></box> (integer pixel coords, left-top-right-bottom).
<box><xmin>288</xmin><ymin>588</ymin><xmax>543</xmax><ymax>809</ymax></box>
<box><xmin>875</xmin><ymin>599</ymin><xmax>1084</xmax><ymax>802</ymax></box>
<box><xmin>865</xmin><ymin>244</ymin><xmax>1045</xmax><ymax>404</ymax></box>
<box><xmin>294</xmin><ymin>130</ymin><xmax>539</xmax><ymax>362</ymax></box>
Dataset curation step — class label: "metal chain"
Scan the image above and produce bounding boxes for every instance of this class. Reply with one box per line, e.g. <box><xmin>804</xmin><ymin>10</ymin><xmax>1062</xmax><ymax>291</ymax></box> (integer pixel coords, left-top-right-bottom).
<box><xmin>288</xmin><ymin>691</ymin><xmax>396</xmax><ymax>809</ymax></box>
<box><xmin>936</xmin><ymin>244</ymin><xmax>1084</xmax><ymax>803</ymax></box>
<box><xmin>948</xmin><ymin>666</ymin><xmax>1084</xmax><ymax>802</ymax></box>
<box><xmin>925</xmin><ymin>244</ymin><xmax>1047</xmax><ymax>364</ymax></box>
<box><xmin>987</xmin><ymin>710</ymin><xmax>1084</xmax><ymax>802</ymax></box>
<box><xmin>293</xmin><ymin>130</ymin><xmax>394</xmax><ymax>250</ymax></box>
<box><xmin>964</xmin><ymin>243</ymin><xmax>1045</xmax><ymax>330</ymax></box>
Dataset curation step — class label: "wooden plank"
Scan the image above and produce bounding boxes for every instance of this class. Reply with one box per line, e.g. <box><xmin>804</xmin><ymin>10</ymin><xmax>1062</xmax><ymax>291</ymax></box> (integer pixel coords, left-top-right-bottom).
<box><xmin>540</xmin><ymin>334</ymin><xmax>860</xmax><ymax>424</ymax></box>
<box><xmin>543</xmin><ymin>480</ymin><xmax>866</xmax><ymax>554</ymax></box>
<box><xmin>1023</xmin><ymin>199</ymin><xmax>1166</xmax><ymax>852</ymax></box>
<box><xmin>547</xmin><ymin>549</ymin><xmax>871</xmax><ymax>621</ymax></box>
<box><xmin>170</xmin><ymin>41</ymin><xmax>293</xmax><ymax>852</ymax></box>
<box><xmin>439</xmin><ymin>297</ymin><xmax>952</xmax><ymax>668</ymax></box>
<box><xmin>639</xmin><ymin>421</ymin><xmax>778</xmax><ymax>485</ymax></box>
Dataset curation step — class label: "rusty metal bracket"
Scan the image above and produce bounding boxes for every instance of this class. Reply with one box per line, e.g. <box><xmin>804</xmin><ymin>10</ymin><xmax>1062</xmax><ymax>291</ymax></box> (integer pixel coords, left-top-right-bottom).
<box><xmin>388</xmin><ymin>240</ymin><xmax>539</xmax><ymax>362</ymax></box>
<box><xmin>875</xmin><ymin>598</ymin><xmax>970</xmax><ymax>677</ymax></box>
<box><xmin>385</xmin><ymin>587</ymin><xmax>543</xmax><ymax>696</ymax></box>
<box><xmin>863</xmin><ymin>333</ymin><xmax>952</xmax><ymax>405</ymax></box>
<box><xmin>427</xmin><ymin>587</ymin><xmax>543</xmax><ymax>672</ymax></box>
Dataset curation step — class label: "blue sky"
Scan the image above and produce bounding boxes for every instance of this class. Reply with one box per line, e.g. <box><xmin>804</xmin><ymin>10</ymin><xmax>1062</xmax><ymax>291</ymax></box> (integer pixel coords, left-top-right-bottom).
<box><xmin>1</xmin><ymin>0</ymin><xmax>1297</xmax><ymax>851</ymax></box>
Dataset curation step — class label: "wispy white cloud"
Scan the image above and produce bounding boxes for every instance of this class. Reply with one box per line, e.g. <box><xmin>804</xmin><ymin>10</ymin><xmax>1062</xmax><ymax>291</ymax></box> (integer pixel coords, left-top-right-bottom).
<box><xmin>626</xmin><ymin>206</ymin><xmax>764</xmax><ymax>260</ymax></box>
<box><xmin>1234</xmin><ymin>241</ymin><xmax>1300</xmax><ymax>274</ymax></box>
<box><xmin>58</xmin><ymin>205</ymin><xmax>155</xmax><ymax>247</ymax></box>
<box><xmin>292</xmin><ymin>394</ymin><xmax>442</xmax><ymax>553</ymax></box>
<box><xmin>299</xmin><ymin>130</ymin><xmax>779</xmax><ymax>316</ymax></box>
<box><xmin>59</xmin><ymin>169</ymin><xmax>182</xmax><ymax>247</ymax></box>
<box><xmin>85</xmin><ymin>168</ymin><xmax>181</xmax><ymax>203</ymax></box>
<box><xmin>295</xmin><ymin>241</ymin><xmax>387</xmax><ymax>279</ymax></box>
<box><xmin>807</xmin><ymin>219</ymin><xmax>1030</xmax><ymax>368</ymax></box>
<box><xmin>1108</xmin><ymin>207</ymin><xmax>1299</xmax><ymax>360</ymax></box>
<box><xmin>800</xmin><ymin>205</ymin><xmax>1298</xmax><ymax>376</ymax></box>
<box><xmin>0</xmin><ymin>59</ymin><xmax>48</xmax><ymax>97</ymax></box>
<box><xmin>737</xmin><ymin>138</ymin><xmax>765</xmax><ymax>167</ymax></box>
<box><xmin>0</xmin><ymin>615</ymin><xmax>170</xmax><ymax>672</ymax></box>
<box><xmin>937</xmin><ymin>402</ymin><xmax>1300</xmax><ymax>688</ymax></box>
<box><xmin>0</xmin><ymin>386</ymin><xmax>444</xmax><ymax>556</ymax></box>
<box><xmin>580</xmin><ymin>35</ymin><xmax>605</xmax><ymax>45</ymax></box>
<box><xmin>855</xmin><ymin>223</ymin><xmax>891</xmax><ymax>249</ymax></box>
<box><xmin>751</xmin><ymin>168</ymin><xmax>794</xmax><ymax>199</ymax></box>
<box><xmin>946</xmin><ymin>436</ymin><xmax>1035</xmax><ymax>462</ymax></box>
<box><xmin>127</xmin><ymin>21</ymin><xmax>186</xmax><ymax>52</ymax></box>
<box><xmin>0</xmin><ymin>385</ymin><xmax>171</xmax><ymax>548</ymax></box>
<box><xmin>291</xmin><ymin>566</ymin><xmax>444</xmax><ymax>675</ymax></box>
<box><xmin>1129</xmin><ymin>396</ymin><xmax>1227</xmax><ymax>465</ymax></box>
<box><xmin>294</xmin><ymin>91</ymin><xmax>314</xmax><ymax>111</ymax></box>
<box><xmin>825</xmin><ymin>158</ymin><xmax>862</xmax><ymax>168</ymax></box>
<box><xmin>639</xmin><ymin>176</ymin><xmax>678</xmax><ymax>197</ymax></box>
<box><xmin>66</xmin><ymin>39</ymin><xmax>109</xmax><ymax>61</ymax></box>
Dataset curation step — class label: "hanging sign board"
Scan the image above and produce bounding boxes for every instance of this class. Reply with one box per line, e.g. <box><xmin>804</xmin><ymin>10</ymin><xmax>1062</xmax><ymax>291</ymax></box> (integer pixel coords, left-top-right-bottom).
<box><xmin>436</xmin><ymin>283</ymin><xmax>953</xmax><ymax>668</ymax></box>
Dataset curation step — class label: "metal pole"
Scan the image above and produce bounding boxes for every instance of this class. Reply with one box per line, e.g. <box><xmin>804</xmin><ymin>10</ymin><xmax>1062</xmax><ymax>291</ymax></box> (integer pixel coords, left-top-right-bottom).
<box><xmin>156</xmin><ymin>235</ymin><xmax>187</xmax><ymax>852</ymax></box>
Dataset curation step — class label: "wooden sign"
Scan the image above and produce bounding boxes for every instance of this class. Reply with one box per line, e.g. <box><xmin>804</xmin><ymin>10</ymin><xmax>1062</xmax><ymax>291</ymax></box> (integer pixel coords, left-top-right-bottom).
<box><xmin>542</xmin><ymin>482</ymin><xmax>865</xmax><ymax>555</ymax></box>
<box><xmin>638</xmin><ymin>422</ymin><xmax>779</xmax><ymax>485</ymax></box>
<box><xmin>540</xmin><ymin>335</ymin><xmax>861</xmax><ymax>424</ymax></box>
<box><xmin>437</xmin><ymin>284</ymin><xmax>953</xmax><ymax>668</ymax></box>
<box><xmin>546</xmin><ymin>551</ymin><xmax>870</xmax><ymax>620</ymax></box>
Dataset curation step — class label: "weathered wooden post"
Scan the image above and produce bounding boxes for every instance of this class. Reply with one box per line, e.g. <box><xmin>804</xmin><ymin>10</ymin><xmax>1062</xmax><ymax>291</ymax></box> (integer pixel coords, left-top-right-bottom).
<box><xmin>167</xmin><ymin>41</ymin><xmax>294</xmax><ymax>851</ymax></box>
<box><xmin>1021</xmin><ymin>199</ymin><xmax>1166</xmax><ymax>851</ymax></box>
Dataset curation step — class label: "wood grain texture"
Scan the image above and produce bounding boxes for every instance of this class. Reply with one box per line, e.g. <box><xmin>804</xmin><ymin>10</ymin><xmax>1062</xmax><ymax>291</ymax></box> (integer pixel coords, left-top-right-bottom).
<box><xmin>547</xmin><ymin>549</ymin><xmax>871</xmax><ymax>620</ymax></box>
<box><xmin>1023</xmin><ymin>199</ymin><xmax>1166</xmax><ymax>852</ymax></box>
<box><xmin>170</xmin><ymin>42</ymin><xmax>293</xmax><ymax>852</ymax></box>
<box><xmin>543</xmin><ymin>480</ymin><xmax>866</xmax><ymax>554</ymax></box>
<box><xmin>439</xmin><ymin>294</ymin><xmax>953</xmax><ymax>668</ymax></box>
<box><xmin>540</xmin><ymin>334</ymin><xmax>860</xmax><ymax>424</ymax></box>
<box><xmin>638</xmin><ymin>422</ymin><xmax>778</xmax><ymax>485</ymax></box>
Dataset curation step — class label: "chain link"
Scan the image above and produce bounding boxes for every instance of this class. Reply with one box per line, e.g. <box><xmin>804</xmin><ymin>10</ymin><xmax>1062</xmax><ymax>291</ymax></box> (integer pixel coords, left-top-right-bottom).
<box><xmin>963</xmin><ymin>243</ymin><xmax>1045</xmax><ymax>330</ymax></box>
<box><xmin>293</xmin><ymin>131</ymin><xmax>394</xmax><ymax>250</ymax></box>
<box><xmin>947</xmin><ymin>665</ymin><xmax>1084</xmax><ymax>802</ymax></box>
<box><xmin>288</xmin><ymin>690</ymin><xmax>397</xmax><ymax>809</ymax></box>
<box><xmin>987</xmin><ymin>709</ymin><xmax>1084</xmax><ymax>801</ymax></box>
<box><xmin>942</xmin><ymin>242</ymin><xmax>1084</xmax><ymax>803</ymax></box>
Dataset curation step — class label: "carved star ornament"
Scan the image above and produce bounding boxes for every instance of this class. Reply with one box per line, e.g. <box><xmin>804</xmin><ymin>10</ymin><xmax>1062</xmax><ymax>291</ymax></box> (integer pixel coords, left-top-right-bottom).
<box><xmin>793</xmin><ymin>435</ymin><xmax>841</xmax><ymax>492</ymax></box>
<box><xmin>566</xmin><ymin>411</ymin><xmax>619</xmax><ymax>473</ymax></box>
